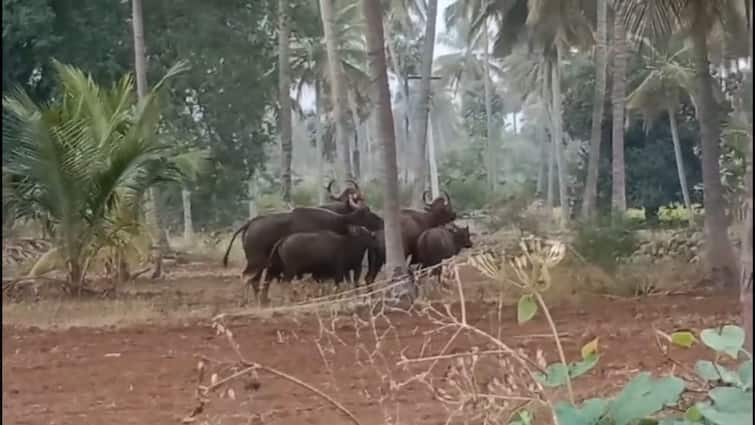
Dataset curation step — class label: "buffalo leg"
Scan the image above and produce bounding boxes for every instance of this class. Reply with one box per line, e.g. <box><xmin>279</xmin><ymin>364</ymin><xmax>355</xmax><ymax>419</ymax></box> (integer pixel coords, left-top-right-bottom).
<box><xmin>242</xmin><ymin>269</ymin><xmax>263</xmax><ymax>306</ymax></box>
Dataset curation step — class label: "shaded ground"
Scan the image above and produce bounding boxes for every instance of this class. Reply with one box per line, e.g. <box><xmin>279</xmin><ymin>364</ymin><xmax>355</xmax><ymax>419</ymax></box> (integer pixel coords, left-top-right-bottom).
<box><xmin>2</xmin><ymin>262</ymin><xmax>740</xmax><ymax>425</ymax></box>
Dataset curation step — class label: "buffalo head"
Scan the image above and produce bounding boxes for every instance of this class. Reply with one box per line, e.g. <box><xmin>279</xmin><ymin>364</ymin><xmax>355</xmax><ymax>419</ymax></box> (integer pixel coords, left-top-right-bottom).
<box><xmin>422</xmin><ymin>190</ymin><xmax>456</xmax><ymax>225</ymax></box>
<box><xmin>326</xmin><ymin>179</ymin><xmax>366</xmax><ymax>210</ymax></box>
<box><xmin>448</xmin><ymin>224</ymin><xmax>473</xmax><ymax>249</ymax></box>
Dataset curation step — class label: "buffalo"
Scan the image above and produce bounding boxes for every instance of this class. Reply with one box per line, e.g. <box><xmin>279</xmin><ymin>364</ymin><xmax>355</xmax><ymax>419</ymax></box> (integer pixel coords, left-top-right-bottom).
<box><xmin>222</xmin><ymin>204</ymin><xmax>378</xmax><ymax>304</ymax></box>
<box><xmin>364</xmin><ymin>191</ymin><xmax>457</xmax><ymax>284</ymax></box>
<box><xmin>415</xmin><ymin>223</ymin><xmax>473</xmax><ymax>278</ymax></box>
<box><xmin>261</xmin><ymin>226</ymin><xmax>380</xmax><ymax>301</ymax></box>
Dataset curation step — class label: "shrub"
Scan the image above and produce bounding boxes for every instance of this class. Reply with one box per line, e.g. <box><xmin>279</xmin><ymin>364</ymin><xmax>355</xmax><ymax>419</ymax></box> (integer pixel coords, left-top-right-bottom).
<box><xmin>658</xmin><ymin>202</ymin><xmax>703</xmax><ymax>226</ymax></box>
<box><xmin>572</xmin><ymin>216</ymin><xmax>640</xmax><ymax>272</ymax></box>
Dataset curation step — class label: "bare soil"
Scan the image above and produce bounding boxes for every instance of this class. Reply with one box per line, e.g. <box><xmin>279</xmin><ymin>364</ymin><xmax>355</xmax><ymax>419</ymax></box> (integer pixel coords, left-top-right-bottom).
<box><xmin>2</xmin><ymin>261</ymin><xmax>740</xmax><ymax>425</ymax></box>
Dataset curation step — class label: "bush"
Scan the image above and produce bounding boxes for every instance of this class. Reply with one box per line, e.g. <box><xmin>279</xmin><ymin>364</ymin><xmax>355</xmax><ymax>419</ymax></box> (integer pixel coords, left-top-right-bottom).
<box><xmin>658</xmin><ymin>202</ymin><xmax>703</xmax><ymax>226</ymax></box>
<box><xmin>572</xmin><ymin>216</ymin><xmax>640</xmax><ymax>272</ymax></box>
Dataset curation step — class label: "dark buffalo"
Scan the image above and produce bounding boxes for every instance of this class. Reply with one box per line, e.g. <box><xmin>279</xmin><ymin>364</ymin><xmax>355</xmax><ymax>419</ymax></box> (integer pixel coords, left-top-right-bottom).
<box><xmin>222</xmin><ymin>206</ymin><xmax>377</xmax><ymax>303</ymax></box>
<box><xmin>319</xmin><ymin>180</ymin><xmax>384</xmax><ymax>231</ymax></box>
<box><xmin>262</xmin><ymin>226</ymin><xmax>380</xmax><ymax>300</ymax></box>
<box><xmin>415</xmin><ymin>223</ymin><xmax>473</xmax><ymax>277</ymax></box>
<box><xmin>364</xmin><ymin>191</ymin><xmax>456</xmax><ymax>284</ymax></box>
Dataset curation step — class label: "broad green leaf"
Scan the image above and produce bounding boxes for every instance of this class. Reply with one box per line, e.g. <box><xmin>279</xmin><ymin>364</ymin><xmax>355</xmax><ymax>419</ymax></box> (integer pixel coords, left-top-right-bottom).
<box><xmin>570</xmin><ymin>353</ymin><xmax>599</xmax><ymax>379</ymax></box>
<box><xmin>685</xmin><ymin>405</ymin><xmax>704</xmax><ymax>422</ymax></box>
<box><xmin>534</xmin><ymin>355</ymin><xmax>599</xmax><ymax>388</ymax></box>
<box><xmin>696</xmin><ymin>387</ymin><xmax>753</xmax><ymax>425</ymax></box>
<box><xmin>609</xmin><ymin>373</ymin><xmax>686</xmax><ymax>425</ymax></box>
<box><xmin>695</xmin><ymin>360</ymin><xmax>743</xmax><ymax>386</ymax></box>
<box><xmin>670</xmin><ymin>331</ymin><xmax>697</xmax><ymax>348</ymax></box>
<box><xmin>738</xmin><ymin>360</ymin><xmax>753</xmax><ymax>391</ymax></box>
<box><xmin>554</xmin><ymin>399</ymin><xmax>609</xmax><ymax>425</ymax></box>
<box><xmin>535</xmin><ymin>363</ymin><xmax>569</xmax><ymax>387</ymax></box>
<box><xmin>517</xmin><ymin>294</ymin><xmax>538</xmax><ymax>324</ymax></box>
<box><xmin>700</xmin><ymin>326</ymin><xmax>746</xmax><ymax>358</ymax></box>
<box><xmin>581</xmin><ymin>337</ymin><xmax>600</xmax><ymax>359</ymax></box>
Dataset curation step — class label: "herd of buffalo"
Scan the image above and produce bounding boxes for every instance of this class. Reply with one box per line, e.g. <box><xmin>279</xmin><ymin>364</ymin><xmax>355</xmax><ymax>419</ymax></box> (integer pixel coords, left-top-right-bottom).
<box><xmin>222</xmin><ymin>180</ymin><xmax>473</xmax><ymax>304</ymax></box>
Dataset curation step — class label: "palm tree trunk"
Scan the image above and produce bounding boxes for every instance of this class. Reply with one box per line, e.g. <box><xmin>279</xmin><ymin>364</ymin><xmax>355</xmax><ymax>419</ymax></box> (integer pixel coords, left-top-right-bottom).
<box><xmin>348</xmin><ymin>91</ymin><xmax>361</xmax><ymax>180</ymax></box>
<box><xmin>536</xmin><ymin>126</ymin><xmax>547</xmax><ymax>196</ymax></box>
<box><xmin>482</xmin><ymin>24</ymin><xmax>497</xmax><ymax>192</ymax></box>
<box><xmin>131</xmin><ymin>0</ymin><xmax>166</xmax><ymax>279</ymax></box>
<box><xmin>315</xmin><ymin>79</ymin><xmax>326</xmax><ymax>204</ymax></box>
<box><xmin>182</xmin><ymin>187</ymin><xmax>194</xmax><ymax>241</ymax></box>
<box><xmin>410</xmin><ymin>0</ymin><xmax>439</xmax><ymax>209</ymax></box>
<box><xmin>319</xmin><ymin>0</ymin><xmax>352</xmax><ymax>181</ymax></box>
<box><xmin>667</xmin><ymin>107</ymin><xmax>693</xmax><ymax>225</ymax></box>
<box><xmin>552</xmin><ymin>47</ymin><xmax>569</xmax><ymax>226</ymax></box>
<box><xmin>278</xmin><ymin>0</ymin><xmax>293</xmax><ymax>202</ymax></box>
<box><xmin>248</xmin><ymin>176</ymin><xmax>258</xmax><ymax>219</ymax></box>
<box><xmin>581</xmin><ymin>0</ymin><xmax>609</xmax><ymax>220</ymax></box>
<box><xmin>690</xmin><ymin>28</ymin><xmax>738</xmax><ymax>288</ymax></box>
<box><xmin>611</xmin><ymin>15</ymin><xmax>628</xmax><ymax>214</ymax></box>
<box><xmin>362</xmin><ymin>0</ymin><xmax>406</xmax><ymax>275</ymax></box>
<box><xmin>428</xmin><ymin>113</ymin><xmax>441</xmax><ymax>199</ymax></box>
<box><xmin>741</xmin><ymin>0</ymin><xmax>753</xmax><ymax>352</ymax></box>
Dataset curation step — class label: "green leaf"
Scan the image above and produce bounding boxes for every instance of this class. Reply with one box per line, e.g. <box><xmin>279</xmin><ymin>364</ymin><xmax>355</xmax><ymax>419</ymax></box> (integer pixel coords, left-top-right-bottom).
<box><xmin>517</xmin><ymin>294</ymin><xmax>538</xmax><ymax>324</ymax></box>
<box><xmin>554</xmin><ymin>399</ymin><xmax>609</xmax><ymax>425</ymax></box>
<box><xmin>671</xmin><ymin>331</ymin><xmax>697</xmax><ymax>348</ymax></box>
<box><xmin>609</xmin><ymin>373</ymin><xmax>686</xmax><ymax>425</ymax></box>
<box><xmin>700</xmin><ymin>326</ymin><xmax>746</xmax><ymax>358</ymax></box>
<box><xmin>581</xmin><ymin>337</ymin><xmax>599</xmax><ymax>359</ymax></box>
<box><xmin>535</xmin><ymin>363</ymin><xmax>570</xmax><ymax>387</ymax></box>
<box><xmin>534</xmin><ymin>355</ymin><xmax>600</xmax><ymax>388</ymax></box>
<box><xmin>695</xmin><ymin>360</ymin><xmax>745</xmax><ymax>387</ymax></box>
<box><xmin>508</xmin><ymin>410</ymin><xmax>533</xmax><ymax>425</ymax></box>
<box><xmin>685</xmin><ymin>405</ymin><xmax>704</xmax><ymax>422</ymax></box>
<box><xmin>696</xmin><ymin>387</ymin><xmax>753</xmax><ymax>425</ymax></box>
<box><xmin>570</xmin><ymin>353</ymin><xmax>599</xmax><ymax>379</ymax></box>
<box><xmin>738</xmin><ymin>360</ymin><xmax>753</xmax><ymax>391</ymax></box>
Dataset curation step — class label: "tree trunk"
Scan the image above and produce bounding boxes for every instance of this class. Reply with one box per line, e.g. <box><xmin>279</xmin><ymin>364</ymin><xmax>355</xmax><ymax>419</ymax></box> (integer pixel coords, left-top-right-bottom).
<box><xmin>536</xmin><ymin>126</ymin><xmax>547</xmax><ymax>196</ymax></box>
<box><xmin>362</xmin><ymin>0</ymin><xmax>406</xmax><ymax>275</ymax></box>
<box><xmin>410</xmin><ymin>0</ymin><xmax>438</xmax><ymax>209</ymax></box>
<box><xmin>131</xmin><ymin>0</ymin><xmax>166</xmax><ymax>279</ymax></box>
<box><xmin>741</xmin><ymin>0</ymin><xmax>753</xmax><ymax>352</ymax></box>
<box><xmin>611</xmin><ymin>15</ymin><xmax>628</xmax><ymax>214</ymax></box>
<box><xmin>428</xmin><ymin>113</ymin><xmax>440</xmax><ymax>199</ymax></box>
<box><xmin>278</xmin><ymin>0</ymin><xmax>293</xmax><ymax>201</ymax></box>
<box><xmin>348</xmin><ymin>91</ymin><xmax>361</xmax><ymax>180</ymax></box>
<box><xmin>319</xmin><ymin>0</ymin><xmax>352</xmax><ymax>181</ymax></box>
<box><xmin>315</xmin><ymin>79</ymin><xmax>326</xmax><ymax>205</ymax></box>
<box><xmin>691</xmin><ymin>28</ymin><xmax>738</xmax><ymax>288</ymax></box>
<box><xmin>182</xmin><ymin>187</ymin><xmax>194</xmax><ymax>241</ymax></box>
<box><xmin>482</xmin><ymin>24</ymin><xmax>497</xmax><ymax>192</ymax></box>
<box><xmin>383</xmin><ymin>20</ymin><xmax>409</xmax><ymax>151</ymax></box>
<box><xmin>546</xmin><ymin>135</ymin><xmax>556</xmax><ymax>209</ymax></box>
<box><xmin>668</xmin><ymin>107</ymin><xmax>693</xmax><ymax>225</ymax></box>
<box><xmin>581</xmin><ymin>0</ymin><xmax>608</xmax><ymax>220</ymax></box>
<box><xmin>248</xmin><ymin>177</ymin><xmax>257</xmax><ymax>219</ymax></box>
<box><xmin>551</xmin><ymin>48</ymin><xmax>569</xmax><ymax>226</ymax></box>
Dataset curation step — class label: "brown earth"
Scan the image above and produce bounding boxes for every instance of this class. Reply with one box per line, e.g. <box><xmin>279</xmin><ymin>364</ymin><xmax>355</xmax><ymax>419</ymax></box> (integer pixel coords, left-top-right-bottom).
<box><xmin>2</xmin><ymin>262</ymin><xmax>741</xmax><ymax>425</ymax></box>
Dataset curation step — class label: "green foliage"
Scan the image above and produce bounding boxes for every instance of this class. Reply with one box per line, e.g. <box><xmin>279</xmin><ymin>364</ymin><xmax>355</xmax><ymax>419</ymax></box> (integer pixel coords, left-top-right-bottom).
<box><xmin>544</xmin><ymin>325</ymin><xmax>753</xmax><ymax>425</ymax></box>
<box><xmin>2</xmin><ymin>60</ymin><xmax>189</xmax><ymax>283</ymax></box>
<box><xmin>534</xmin><ymin>354</ymin><xmax>600</xmax><ymax>388</ymax></box>
<box><xmin>572</xmin><ymin>217</ymin><xmax>640</xmax><ymax>272</ymax></box>
<box><xmin>658</xmin><ymin>202</ymin><xmax>703</xmax><ymax>226</ymax></box>
<box><xmin>517</xmin><ymin>294</ymin><xmax>538</xmax><ymax>323</ymax></box>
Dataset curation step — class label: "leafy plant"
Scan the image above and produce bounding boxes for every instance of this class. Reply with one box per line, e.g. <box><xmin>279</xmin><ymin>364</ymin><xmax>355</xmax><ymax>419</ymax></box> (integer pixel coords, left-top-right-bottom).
<box><xmin>572</xmin><ymin>216</ymin><xmax>640</xmax><ymax>272</ymax></box>
<box><xmin>2</xmin><ymin>59</ymin><xmax>190</xmax><ymax>287</ymax></box>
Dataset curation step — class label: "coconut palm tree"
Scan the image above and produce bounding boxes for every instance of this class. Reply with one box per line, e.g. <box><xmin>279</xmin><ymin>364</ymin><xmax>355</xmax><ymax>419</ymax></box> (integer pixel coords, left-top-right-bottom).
<box><xmin>581</xmin><ymin>0</ymin><xmax>609</xmax><ymax>220</ymax></box>
<box><xmin>279</xmin><ymin>0</ymin><xmax>293</xmax><ymax>202</ymax></box>
<box><xmin>131</xmin><ymin>0</ymin><xmax>167</xmax><ymax>278</ymax></box>
<box><xmin>439</xmin><ymin>9</ymin><xmax>506</xmax><ymax>192</ymax></box>
<box><xmin>2</xmin><ymin>60</ymin><xmax>189</xmax><ymax>288</ymax></box>
<box><xmin>362</xmin><ymin>0</ymin><xmax>407</xmax><ymax>278</ymax></box>
<box><xmin>627</xmin><ymin>38</ymin><xmax>696</xmax><ymax>224</ymax></box>
<box><xmin>409</xmin><ymin>0</ymin><xmax>440</xmax><ymax>209</ymax></box>
<box><xmin>319</xmin><ymin>0</ymin><xmax>353</xmax><ymax>180</ymax></box>
<box><xmin>611</xmin><ymin>9</ymin><xmax>629</xmax><ymax>214</ymax></box>
<box><xmin>620</xmin><ymin>0</ymin><xmax>747</xmax><ymax>288</ymax></box>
